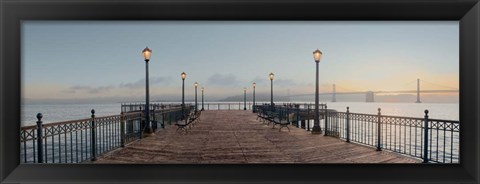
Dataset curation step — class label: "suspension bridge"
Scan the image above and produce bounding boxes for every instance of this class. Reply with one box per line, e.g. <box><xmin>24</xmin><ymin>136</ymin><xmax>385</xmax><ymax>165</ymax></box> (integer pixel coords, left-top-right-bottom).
<box><xmin>286</xmin><ymin>79</ymin><xmax>459</xmax><ymax>103</ymax></box>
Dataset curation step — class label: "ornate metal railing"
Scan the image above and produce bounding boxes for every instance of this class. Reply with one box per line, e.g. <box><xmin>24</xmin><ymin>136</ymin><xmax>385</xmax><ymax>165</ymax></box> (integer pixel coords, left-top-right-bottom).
<box><xmin>123</xmin><ymin>102</ymin><xmax>255</xmax><ymax>111</ymax></box>
<box><xmin>255</xmin><ymin>103</ymin><xmax>329</xmax><ymax>131</ymax></box>
<box><xmin>190</xmin><ymin>102</ymin><xmax>256</xmax><ymax>111</ymax></box>
<box><xmin>121</xmin><ymin>103</ymin><xmax>183</xmax><ymax>113</ymax></box>
<box><xmin>122</xmin><ymin>102</ymin><xmax>323</xmax><ymax>112</ymax></box>
<box><xmin>20</xmin><ymin>105</ymin><xmax>186</xmax><ymax>163</ymax></box>
<box><xmin>323</xmin><ymin>108</ymin><xmax>459</xmax><ymax>163</ymax></box>
<box><xmin>255</xmin><ymin>104</ymin><xmax>460</xmax><ymax>163</ymax></box>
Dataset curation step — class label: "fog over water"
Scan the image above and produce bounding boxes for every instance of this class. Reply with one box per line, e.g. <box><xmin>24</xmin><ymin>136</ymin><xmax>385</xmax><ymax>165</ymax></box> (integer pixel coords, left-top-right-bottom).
<box><xmin>21</xmin><ymin>101</ymin><xmax>458</xmax><ymax>126</ymax></box>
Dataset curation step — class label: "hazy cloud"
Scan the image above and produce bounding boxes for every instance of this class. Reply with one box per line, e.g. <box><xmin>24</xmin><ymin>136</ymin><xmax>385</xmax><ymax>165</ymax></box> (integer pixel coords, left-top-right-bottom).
<box><xmin>207</xmin><ymin>73</ymin><xmax>239</xmax><ymax>86</ymax></box>
<box><xmin>64</xmin><ymin>76</ymin><xmax>171</xmax><ymax>95</ymax></box>
<box><xmin>119</xmin><ymin>76</ymin><xmax>171</xmax><ymax>88</ymax></box>
<box><xmin>250</xmin><ymin>77</ymin><xmax>299</xmax><ymax>87</ymax></box>
<box><xmin>61</xmin><ymin>89</ymin><xmax>76</xmax><ymax>94</ymax></box>
<box><xmin>69</xmin><ymin>85</ymin><xmax>115</xmax><ymax>94</ymax></box>
<box><xmin>250</xmin><ymin>76</ymin><xmax>266</xmax><ymax>85</ymax></box>
<box><xmin>275</xmin><ymin>79</ymin><xmax>297</xmax><ymax>87</ymax></box>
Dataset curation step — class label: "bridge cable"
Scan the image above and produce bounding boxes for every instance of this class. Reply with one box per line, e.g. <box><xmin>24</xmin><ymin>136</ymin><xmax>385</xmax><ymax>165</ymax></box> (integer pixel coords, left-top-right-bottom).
<box><xmin>420</xmin><ymin>79</ymin><xmax>459</xmax><ymax>90</ymax></box>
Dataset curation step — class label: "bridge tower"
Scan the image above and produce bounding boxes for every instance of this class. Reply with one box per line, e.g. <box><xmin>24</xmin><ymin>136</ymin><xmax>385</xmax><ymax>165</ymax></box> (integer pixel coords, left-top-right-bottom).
<box><xmin>416</xmin><ymin>78</ymin><xmax>422</xmax><ymax>103</ymax></box>
<box><xmin>366</xmin><ymin>91</ymin><xmax>375</xmax><ymax>102</ymax></box>
<box><xmin>332</xmin><ymin>84</ymin><xmax>337</xmax><ymax>102</ymax></box>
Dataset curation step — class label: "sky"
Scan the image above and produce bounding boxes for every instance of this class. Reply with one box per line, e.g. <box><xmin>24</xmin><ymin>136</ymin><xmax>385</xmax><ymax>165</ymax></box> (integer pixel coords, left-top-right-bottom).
<box><xmin>21</xmin><ymin>21</ymin><xmax>459</xmax><ymax>103</ymax></box>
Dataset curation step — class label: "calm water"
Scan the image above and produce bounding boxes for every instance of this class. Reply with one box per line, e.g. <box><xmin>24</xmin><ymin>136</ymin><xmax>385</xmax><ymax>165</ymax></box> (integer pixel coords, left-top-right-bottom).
<box><xmin>22</xmin><ymin>103</ymin><xmax>121</xmax><ymax>126</ymax></box>
<box><xmin>21</xmin><ymin>101</ymin><xmax>459</xmax><ymax>126</ymax></box>
<box><xmin>323</xmin><ymin>102</ymin><xmax>458</xmax><ymax>120</ymax></box>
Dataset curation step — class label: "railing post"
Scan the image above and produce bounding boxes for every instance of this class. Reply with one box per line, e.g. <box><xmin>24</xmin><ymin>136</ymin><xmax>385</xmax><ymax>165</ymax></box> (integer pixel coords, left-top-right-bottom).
<box><xmin>36</xmin><ymin>113</ymin><xmax>43</xmax><ymax>163</ymax></box>
<box><xmin>423</xmin><ymin>109</ymin><xmax>429</xmax><ymax>163</ymax></box>
<box><xmin>376</xmin><ymin>108</ymin><xmax>382</xmax><ymax>151</ymax></box>
<box><xmin>286</xmin><ymin>106</ymin><xmax>290</xmax><ymax>125</ymax></box>
<box><xmin>120</xmin><ymin>112</ymin><xmax>125</xmax><ymax>147</ymax></box>
<box><xmin>151</xmin><ymin>109</ymin><xmax>155</xmax><ymax>131</ymax></box>
<box><xmin>139</xmin><ymin>106</ymin><xmax>143</xmax><ymax>139</ymax></box>
<box><xmin>90</xmin><ymin>109</ymin><xmax>97</xmax><ymax>161</ymax></box>
<box><xmin>162</xmin><ymin>113</ymin><xmax>166</xmax><ymax>127</ymax></box>
<box><xmin>167</xmin><ymin>111</ymin><xmax>171</xmax><ymax>125</ymax></box>
<box><xmin>161</xmin><ymin>110</ymin><xmax>165</xmax><ymax>129</ymax></box>
<box><xmin>324</xmin><ymin>104</ymin><xmax>328</xmax><ymax>136</ymax></box>
<box><xmin>153</xmin><ymin>108</ymin><xmax>159</xmax><ymax>130</ymax></box>
<box><xmin>346</xmin><ymin>107</ymin><xmax>350</xmax><ymax>143</ymax></box>
<box><xmin>307</xmin><ymin>104</ymin><xmax>310</xmax><ymax>131</ymax></box>
<box><xmin>296</xmin><ymin>105</ymin><xmax>300</xmax><ymax>128</ymax></box>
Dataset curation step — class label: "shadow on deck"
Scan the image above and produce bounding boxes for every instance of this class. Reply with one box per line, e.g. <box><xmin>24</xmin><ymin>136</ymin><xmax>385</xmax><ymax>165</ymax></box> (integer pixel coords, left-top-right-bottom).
<box><xmin>94</xmin><ymin>110</ymin><xmax>420</xmax><ymax>164</ymax></box>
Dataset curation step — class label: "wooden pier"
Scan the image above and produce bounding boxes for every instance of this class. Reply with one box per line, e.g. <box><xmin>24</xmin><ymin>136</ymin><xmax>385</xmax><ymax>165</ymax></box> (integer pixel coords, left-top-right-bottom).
<box><xmin>94</xmin><ymin>110</ymin><xmax>420</xmax><ymax>164</ymax></box>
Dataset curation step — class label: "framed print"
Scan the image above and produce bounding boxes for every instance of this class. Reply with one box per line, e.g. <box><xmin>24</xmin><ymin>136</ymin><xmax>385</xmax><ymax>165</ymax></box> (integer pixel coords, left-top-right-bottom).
<box><xmin>1</xmin><ymin>0</ymin><xmax>479</xmax><ymax>183</ymax></box>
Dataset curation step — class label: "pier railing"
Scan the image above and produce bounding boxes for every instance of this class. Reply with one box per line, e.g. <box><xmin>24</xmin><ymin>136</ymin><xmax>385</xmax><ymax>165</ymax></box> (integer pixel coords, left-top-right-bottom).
<box><xmin>201</xmin><ymin>102</ymin><xmax>325</xmax><ymax>111</ymax></box>
<box><xmin>22</xmin><ymin>102</ymin><xmax>459</xmax><ymax>164</ymax></box>
<box><xmin>204</xmin><ymin>102</ymin><xmax>252</xmax><ymax>110</ymax></box>
<box><xmin>122</xmin><ymin>102</ymin><xmax>255</xmax><ymax>111</ymax></box>
<box><xmin>255</xmin><ymin>104</ymin><xmax>460</xmax><ymax>163</ymax></box>
<box><xmin>20</xmin><ymin>105</ymin><xmax>187</xmax><ymax>163</ymax></box>
<box><xmin>121</xmin><ymin>103</ymin><xmax>184</xmax><ymax>113</ymax></box>
<box><xmin>121</xmin><ymin>102</ymin><xmax>322</xmax><ymax>112</ymax></box>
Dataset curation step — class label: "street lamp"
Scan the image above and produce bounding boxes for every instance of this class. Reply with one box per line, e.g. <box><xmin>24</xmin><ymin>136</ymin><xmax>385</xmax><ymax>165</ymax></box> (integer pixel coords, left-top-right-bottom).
<box><xmin>312</xmin><ymin>48</ymin><xmax>323</xmax><ymax>134</ymax></box>
<box><xmin>244</xmin><ymin>88</ymin><xmax>247</xmax><ymax>110</ymax></box>
<box><xmin>201</xmin><ymin>87</ymin><xmax>205</xmax><ymax>111</ymax></box>
<box><xmin>194</xmin><ymin>82</ymin><xmax>198</xmax><ymax>112</ymax></box>
<box><xmin>142</xmin><ymin>46</ymin><xmax>153</xmax><ymax>134</ymax></box>
<box><xmin>252</xmin><ymin>82</ymin><xmax>256</xmax><ymax>113</ymax></box>
<box><xmin>269</xmin><ymin>72</ymin><xmax>274</xmax><ymax>109</ymax></box>
<box><xmin>181</xmin><ymin>72</ymin><xmax>186</xmax><ymax>118</ymax></box>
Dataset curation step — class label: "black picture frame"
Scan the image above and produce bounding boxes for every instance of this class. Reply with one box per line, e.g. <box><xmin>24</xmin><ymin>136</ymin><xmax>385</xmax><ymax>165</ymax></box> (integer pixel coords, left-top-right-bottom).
<box><xmin>1</xmin><ymin>0</ymin><xmax>479</xmax><ymax>183</ymax></box>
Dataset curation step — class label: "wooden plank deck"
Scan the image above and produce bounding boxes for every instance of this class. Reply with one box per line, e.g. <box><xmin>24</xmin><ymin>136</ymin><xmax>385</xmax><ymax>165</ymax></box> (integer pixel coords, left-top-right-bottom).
<box><xmin>94</xmin><ymin>110</ymin><xmax>421</xmax><ymax>164</ymax></box>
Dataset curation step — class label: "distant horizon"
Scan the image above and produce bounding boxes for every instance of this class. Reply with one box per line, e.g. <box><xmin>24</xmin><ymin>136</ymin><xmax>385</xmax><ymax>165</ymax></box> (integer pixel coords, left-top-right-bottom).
<box><xmin>22</xmin><ymin>93</ymin><xmax>458</xmax><ymax>105</ymax></box>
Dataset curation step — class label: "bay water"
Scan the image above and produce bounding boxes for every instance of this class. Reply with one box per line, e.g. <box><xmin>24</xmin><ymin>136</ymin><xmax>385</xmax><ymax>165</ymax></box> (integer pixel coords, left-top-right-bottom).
<box><xmin>22</xmin><ymin>101</ymin><xmax>459</xmax><ymax>126</ymax></box>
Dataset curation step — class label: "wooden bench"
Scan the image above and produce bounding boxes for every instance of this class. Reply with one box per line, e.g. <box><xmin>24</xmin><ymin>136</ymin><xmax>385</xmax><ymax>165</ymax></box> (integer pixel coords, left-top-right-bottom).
<box><xmin>257</xmin><ymin>106</ymin><xmax>302</xmax><ymax>132</ymax></box>
<box><xmin>175</xmin><ymin>111</ymin><xmax>194</xmax><ymax>133</ymax></box>
<box><xmin>256</xmin><ymin>106</ymin><xmax>265</xmax><ymax>120</ymax></box>
<box><xmin>191</xmin><ymin>110</ymin><xmax>202</xmax><ymax>126</ymax></box>
<box><xmin>286</xmin><ymin>112</ymin><xmax>300</xmax><ymax>127</ymax></box>
<box><xmin>270</xmin><ymin>112</ymin><xmax>290</xmax><ymax>132</ymax></box>
<box><xmin>258</xmin><ymin>109</ymin><xmax>275</xmax><ymax>124</ymax></box>
<box><xmin>175</xmin><ymin>110</ymin><xmax>202</xmax><ymax>134</ymax></box>
<box><xmin>256</xmin><ymin>107</ymin><xmax>263</xmax><ymax>121</ymax></box>
<box><xmin>256</xmin><ymin>107</ymin><xmax>266</xmax><ymax>121</ymax></box>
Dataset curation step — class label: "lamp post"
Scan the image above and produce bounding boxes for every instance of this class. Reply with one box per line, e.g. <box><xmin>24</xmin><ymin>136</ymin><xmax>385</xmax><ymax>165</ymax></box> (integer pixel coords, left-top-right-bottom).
<box><xmin>201</xmin><ymin>87</ymin><xmax>205</xmax><ymax>111</ymax></box>
<box><xmin>194</xmin><ymin>82</ymin><xmax>198</xmax><ymax>112</ymax></box>
<box><xmin>269</xmin><ymin>73</ymin><xmax>274</xmax><ymax>109</ymax></box>
<box><xmin>252</xmin><ymin>82</ymin><xmax>256</xmax><ymax>113</ymax></box>
<box><xmin>181</xmin><ymin>72</ymin><xmax>186</xmax><ymax>118</ymax></box>
<box><xmin>312</xmin><ymin>48</ymin><xmax>323</xmax><ymax>134</ymax></box>
<box><xmin>244</xmin><ymin>88</ymin><xmax>247</xmax><ymax>110</ymax></box>
<box><xmin>142</xmin><ymin>46</ymin><xmax>153</xmax><ymax>134</ymax></box>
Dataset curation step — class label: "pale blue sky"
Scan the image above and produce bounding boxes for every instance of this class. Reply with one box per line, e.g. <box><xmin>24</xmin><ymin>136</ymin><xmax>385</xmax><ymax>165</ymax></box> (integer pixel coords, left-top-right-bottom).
<box><xmin>22</xmin><ymin>21</ymin><xmax>459</xmax><ymax>102</ymax></box>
